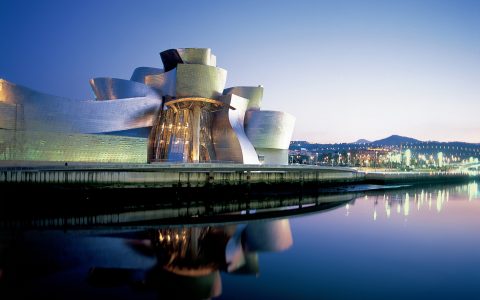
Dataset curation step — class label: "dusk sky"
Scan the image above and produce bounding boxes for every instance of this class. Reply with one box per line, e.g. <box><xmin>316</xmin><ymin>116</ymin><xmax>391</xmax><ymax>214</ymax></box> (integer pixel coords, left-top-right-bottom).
<box><xmin>1</xmin><ymin>0</ymin><xmax>479</xmax><ymax>143</ymax></box>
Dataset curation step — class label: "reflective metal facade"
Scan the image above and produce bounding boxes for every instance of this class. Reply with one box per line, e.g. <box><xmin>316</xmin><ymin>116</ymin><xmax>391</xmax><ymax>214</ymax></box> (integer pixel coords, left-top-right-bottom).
<box><xmin>144</xmin><ymin>69</ymin><xmax>177</xmax><ymax>97</ymax></box>
<box><xmin>160</xmin><ymin>49</ymin><xmax>184</xmax><ymax>72</ymax></box>
<box><xmin>160</xmin><ymin>48</ymin><xmax>216</xmax><ymax>71</ymax></box>
<box><xmin>130</xmin><ymin>67</ymin><xmax>164</xmax><ymax>84</ymax></box>
<box><xmin>89</xmin><ymin>77</ymin><xmax>160</xmax><ymax>100</ymax></box>
<box><xmin>175</xmin><ymin>64</ymin><xmax>227</xmax><ymax>99</ymax></box>
<box><xmin>244</xmin><ymin>110</ymin><xmax>296</xmax><ymax>165</ymax></box>
<box><xmin>143</xmin><ymin>64</ymin><xmax>227</xmax><ymax>100</ymax></box>
<box><xmin>0</xmin><ymin>129</ymin><xmax>147</xmax><ymax>163</ymax></box>
<box><xmin>177</xmin><ymin>48</ymin><xmax>216</xmax><ymax>66</ymax></box>
<box><xmin>223</xmin><ymin>86</ymin><xmax>263</xmax><ymax>111</ymax></box>
<box><xmin>0</xmin><ymin>80</ymin><xmax>162</xmax><ymax>134</ymax></box>
<box><xmin>212</xmin><ymin>95</ymin><xmax>260</xmax><ymax>164</ymax></box>
<box><xmin>0</xmin><ymin>101</ymin><xmax>17</xmax><ymax>131</ymax></box>
<box><xmin>244</xmin><ymin>111</ymin><xmax>296</xmax><ymax>149</ymax></box>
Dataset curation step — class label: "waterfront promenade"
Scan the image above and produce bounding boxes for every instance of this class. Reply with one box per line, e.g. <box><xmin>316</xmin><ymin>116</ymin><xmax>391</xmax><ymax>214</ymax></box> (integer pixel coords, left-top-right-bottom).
<box><xmin>0</xmin><ymin>162</ymin><xmax>475</xmax><ymax>188</ymax></box>
<box><xmin>0</xmin><ymin>162</ymin><xmax>362</xmax><ymax>187</ymax></box>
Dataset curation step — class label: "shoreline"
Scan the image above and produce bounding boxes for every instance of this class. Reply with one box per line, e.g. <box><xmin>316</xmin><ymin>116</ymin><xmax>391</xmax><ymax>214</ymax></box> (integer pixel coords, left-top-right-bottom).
<box><xmin>0</xmin><ymin>163</ymin><xmax>476</xmax><ymax>188</ymax></box>
<box><xmin>0</xmin><ymin>164</ymin><xmax>476</xmax><ymax>229</ymax></box>
<box><xmin>0</xmin><ymin>180</ymin><xmax>475</xmax><ymax>230</ymax></box>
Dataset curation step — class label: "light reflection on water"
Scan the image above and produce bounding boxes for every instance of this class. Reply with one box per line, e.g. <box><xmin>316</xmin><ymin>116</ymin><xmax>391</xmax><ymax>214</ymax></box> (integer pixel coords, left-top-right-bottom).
<box><xmin>348</xmin><ymin>181</ymin><xmax>480</xmax><ymax>222</ymax></box>
<box><xmin>0</xmin><ymin>181</ymin><xmax>479</xmax><ymax>299</ymax></box>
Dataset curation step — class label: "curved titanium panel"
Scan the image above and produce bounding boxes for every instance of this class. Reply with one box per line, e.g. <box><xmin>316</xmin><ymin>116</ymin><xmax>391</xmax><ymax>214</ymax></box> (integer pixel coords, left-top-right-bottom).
<box><xmin>0</xmin><ymin>79</ymin><xmax>162</xmax><ymax>134</ymax></box>
<box><xmin>1</xmin><ymin>78</ymin><xmax>72</xmax><ymax>105</ymax></box>
<box><xmin>223</xmin><ymin>86</ymin><xmax>263</xmax><ymax>110</ymax></box>
<box><xmin>176</xmin><ymin>64</ymin><xmax>227</xmax><ymax>100</ymax></box>
<box><xmin>160</xmin><ymin>49</ymin><xmax>183</xmax><ymax>72</ymax></box>
<box><xmin>89</xmin><ymin>77</ymin><xmax>160</xmax><ymax>100</ymax></box>
<box><xmin>144</xmin><ymin>68</ymin><xmax>177</xmax><ymax>97</ymax></box>
<box><xmin>177</xmin><ymin>48</ymin><xmax>215</xmax><ymax>66</ymax></box>
<box><xmin>130</xmin><ymin>67</ymin><xmax>164</xmax><ymax>83</ymax></box>
<box><xmin>212</xmin><ymin>94</ymin><xmax>259</xmax><ymax>164</ymax></box>
<box><xmin>244</xmin><ymin>110</ymin><xmax>296</xmax><ymax>150</ymax></box>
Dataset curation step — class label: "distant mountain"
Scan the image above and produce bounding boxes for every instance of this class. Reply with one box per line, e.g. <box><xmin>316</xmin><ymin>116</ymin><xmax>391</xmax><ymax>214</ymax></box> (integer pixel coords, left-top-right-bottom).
<box><xmin>371</xmin><ymin>135</ymin><xmax>421</xmax><ymax>146</ymax></box>
<box><xmin>354</xmin><ymin>139</ymin><xmax>371</xmax><ymax>144</ymax></box>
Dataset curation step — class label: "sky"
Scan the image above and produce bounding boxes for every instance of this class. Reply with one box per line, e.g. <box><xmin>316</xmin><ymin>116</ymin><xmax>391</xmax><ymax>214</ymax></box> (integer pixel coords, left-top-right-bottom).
<box><xmin>1</xmin><ymin>0</ymin><xmax>479</xmax><ymax>143</ymax></box>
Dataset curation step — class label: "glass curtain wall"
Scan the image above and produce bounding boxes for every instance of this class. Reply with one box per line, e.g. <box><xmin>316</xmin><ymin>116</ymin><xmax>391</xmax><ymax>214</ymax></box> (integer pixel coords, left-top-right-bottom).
<box><xmin>149</xmin><ymin>99</ymin><xmax>219</xmax><ymax>163</ymax></box>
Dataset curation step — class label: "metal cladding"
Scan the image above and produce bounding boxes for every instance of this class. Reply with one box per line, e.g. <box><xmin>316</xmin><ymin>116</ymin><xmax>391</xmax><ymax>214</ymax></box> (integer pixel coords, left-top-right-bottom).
<box><xmin>0</xmin><ymin>47</ymin><xmax>296</xmax><ymax>164</ymax></box>
<box><xmin>144</xmin><ymin>69</ymin><xmax>177</xmax><ymax>97</ymax></box>
<box><xmin>160</xmin><ymin>48</ymin><xmax>217</xmax><ymax>72</ymax></box>
<box><xmin>244</xmin><ymin>110</ymin><xmax>296</xmax><ymax>165</ymax></box>
<box><xmin>89</xmin><ymin>77</ymin><xmax>160</xmax><ymax>100</ymax></box>
<box><xmin>210</xmin><ymin>54</ymin><xmax>217</xmax><ymax>67</ymax></box>
<box><xmin>0</xmin><ymin>129</ymin><xmax>147</xmax><ymax>163</ymax></box>
<box><xmin>212</xmin><ymin>95</ymin><xmax>260</xmax><ymax>164</ymax></box>
<box><xmin>144</xmin><ymin>64</ymin><xmax>227</xmax><ymax>100</ymax></box>
<box><xmin>0</xmin><ymin>79</ymin><xmax>161</xmax><ymax>134</ymax></box>
<box><xmin>0</xmin><ymin>101</ymin><xmax>17</xmax><ymax>131</ymax></box>
<box><xmin>0</xmin><ymin>79</ymin><xmax>157</xmax><ymax>163</ymax></box>
<box><xmin>160</xmin><ymin>49</ymin><xmax>184</xmax><ymax>72</ymax></box>
<box><xmin>177</xmin><ymin>48</ymin><xmax>216</xmax><ymax>66</ymax></box>
<box><xmin>244</xmin><ymin>110</ymin><xmax>296</xmax><ymax>149</ymax></box>
<box><xmin>223</xmin><ymin>86</ymin><xmax>264</xmax><ymax>111</ymax></box>
<box><xmin>130</xmin><ymin>67</ymin><xmax>164</xmax><ymax>84</ymax></box>
<box><xmin>176</xmin><ymin>64</ymin><xmax>227</xmax><ymax>100</ymax></box>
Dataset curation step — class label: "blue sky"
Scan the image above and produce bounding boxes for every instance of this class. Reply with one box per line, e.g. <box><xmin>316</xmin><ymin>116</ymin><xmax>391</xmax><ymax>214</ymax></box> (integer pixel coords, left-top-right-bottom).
<box><xmin>1</xmin><ymin>0</ymin><xmax>479</xmax><ymax>143</ymax></box>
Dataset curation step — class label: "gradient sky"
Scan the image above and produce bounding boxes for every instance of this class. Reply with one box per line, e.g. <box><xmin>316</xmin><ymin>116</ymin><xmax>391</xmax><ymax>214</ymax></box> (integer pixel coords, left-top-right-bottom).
<box><xmin>1</xmin><ymin>0</ymin><xmax>479</xmax><ymax>143</ymax></box>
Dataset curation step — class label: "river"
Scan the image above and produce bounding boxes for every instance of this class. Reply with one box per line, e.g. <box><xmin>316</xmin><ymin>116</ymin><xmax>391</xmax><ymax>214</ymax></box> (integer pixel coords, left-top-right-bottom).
<box><xmin>0</xmin><ymin>181</ymin><xmax>479</xmax><ymax>299</ymax></box>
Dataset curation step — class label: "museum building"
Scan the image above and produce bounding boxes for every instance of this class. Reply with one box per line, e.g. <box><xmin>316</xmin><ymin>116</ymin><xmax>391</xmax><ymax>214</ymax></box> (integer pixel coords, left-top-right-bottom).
<box><xmin>0</xmin><ymin>48</ymin><xmax>295</xmax><ymax>165</ymax></box>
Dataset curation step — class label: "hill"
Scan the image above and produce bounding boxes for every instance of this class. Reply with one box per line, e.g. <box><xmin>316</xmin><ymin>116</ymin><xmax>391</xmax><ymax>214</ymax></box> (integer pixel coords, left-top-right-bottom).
<box><xmin>371</xmin><ymin>135</ymin><xmax>421</xmax><ymax>145</ymax></box>
<box><xmin>354</xmin><ymin>139</ymin><xmax>371</xmax><ymax>144</ymax></box>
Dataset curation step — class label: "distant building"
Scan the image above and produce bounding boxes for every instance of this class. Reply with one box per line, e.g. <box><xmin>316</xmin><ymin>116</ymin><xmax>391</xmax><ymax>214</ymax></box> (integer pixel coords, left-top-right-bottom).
<box><xmin>0</xmin><ymin>48</ymin><xmax>295</xmax><ymax>165</ymax></box>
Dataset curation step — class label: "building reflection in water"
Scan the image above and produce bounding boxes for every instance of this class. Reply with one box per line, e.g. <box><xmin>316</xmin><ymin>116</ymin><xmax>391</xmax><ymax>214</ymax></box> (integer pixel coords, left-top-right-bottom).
<box><xmin>154</xmin><ymin>219</ymin><xmax>293</xmax><ymax>298</ymax></box>
<box><xmin>346</xmin><ymin>181</ymin><xmax>479</xmax><ymax>221</ymax></box>
<box><xmin>0</xmin><ymin>190</ymin><xmax>354</xmax><ymax>299</ymax></box>
<box><xmin>138</xmin><ymin>220</ymin><xmax>292</xmax><ymax>299</ymax></box>
<box><xmin>0</xmin><ymin>219</ymin><xmax>293</xmax><ymax>299</ymax></box>
<box><xmin>88</xmin><ymin>220</ymin><xmax>292</xmax><ymax>299</ymax></box>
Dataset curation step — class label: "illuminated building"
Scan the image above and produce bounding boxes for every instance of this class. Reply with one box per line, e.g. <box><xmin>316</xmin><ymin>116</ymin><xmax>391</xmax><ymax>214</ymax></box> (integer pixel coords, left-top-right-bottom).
<box><xmin>404</xmin><ymin>149</ymin><xmax>412</xmax><ymax>167</ymax></box>
<box><xmin>0</xmin><ymin>48</ymin><xmax>295</xmax><ymax>164</ymax></box>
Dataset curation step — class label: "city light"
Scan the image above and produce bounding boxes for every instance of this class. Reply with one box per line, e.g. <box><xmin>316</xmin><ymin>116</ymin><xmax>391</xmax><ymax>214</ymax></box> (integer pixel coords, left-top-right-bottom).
<box><xmin>289</xmin><ymin>140</ymin><xmax>480</xmax><ymax>173</ymax></box>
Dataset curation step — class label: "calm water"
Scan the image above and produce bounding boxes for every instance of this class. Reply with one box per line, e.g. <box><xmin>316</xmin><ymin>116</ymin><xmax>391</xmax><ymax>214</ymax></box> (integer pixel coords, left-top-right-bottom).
<box><xmin>1</xmin><ymin>181</ymin><xmax>480</xmax><ymax>299</ymax></box>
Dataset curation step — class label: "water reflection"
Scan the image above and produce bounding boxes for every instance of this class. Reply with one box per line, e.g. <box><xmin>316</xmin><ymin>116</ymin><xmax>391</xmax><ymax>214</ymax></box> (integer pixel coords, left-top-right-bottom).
<box><xmin>346</xmin><ymin>181</ymin><xmax>480</xmax><ymax>221</ymax></box>
<box><xmin>0</xmin><ymin>192</ymin><xmax>348</xmax><ymax>299</ymax></box>
<box><xmin>0</xmin><ymin>192</ymin><xmax>355</xmax><ymax>229</ymax></box>
<box><xmin>2</xmin><ymin>181</ymin><xmax>480</xmax><ymax>299</ymax></box>
<box><xmin>86</xmin><ymin>220</ymin><xmax>293</xmax><ymax>299</ymax></box>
